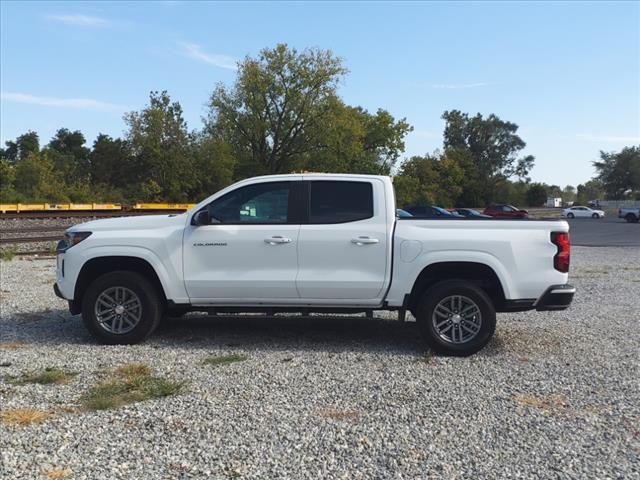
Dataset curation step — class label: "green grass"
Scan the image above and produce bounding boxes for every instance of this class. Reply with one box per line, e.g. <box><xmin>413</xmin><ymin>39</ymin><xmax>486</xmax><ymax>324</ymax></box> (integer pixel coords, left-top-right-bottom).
<box><xmin>5</xmin><ymin>367</ymin><xmax>77</xmax><ymax>385</ymax></box>
<box><xmin>81</xmin><ymin>363</ymin><xmax>184</xmax><ymax>410</ymax></box>
<box><xmin>414</xmin><ymin>352</ymin><xmax>434</xmax><ymax>364</ymax></box>
<box><xmin>202</xmin><ymin>353</ymin><xmax>248</xmax><ymax>367</ymax></box>
<box><xmin>0</xmin><ymin>246</ymin><xmax>18</xmax><ymax>261</ymax></box>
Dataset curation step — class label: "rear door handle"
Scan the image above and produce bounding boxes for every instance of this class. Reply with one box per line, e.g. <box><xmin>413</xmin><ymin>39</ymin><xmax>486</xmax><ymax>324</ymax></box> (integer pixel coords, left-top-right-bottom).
<box><xmin>265</xmin><ymin>236</ymin><xmax>292</xmax><ymax>245</ymax></box>
<box><xmin>351</xmin><ymin>236</ymin><xmax>379</xmax><ymax>245</ymax></box>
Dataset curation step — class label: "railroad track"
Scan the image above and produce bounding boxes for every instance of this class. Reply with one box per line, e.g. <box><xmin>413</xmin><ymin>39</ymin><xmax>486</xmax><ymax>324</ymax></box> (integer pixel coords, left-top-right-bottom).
<box><xmin>0</xmin><ymin>210</ymin><xmax>182</xmax><ymax>220</ymax></box>
<box><xmin>0</xmin><ymin>235</ymin><xmax>61</xmax><ymax>244</ymax></box>
<box><xmin>0</xmin><ymin>226</ymin><xmax>71</xmax><ymax>234</ymax></box>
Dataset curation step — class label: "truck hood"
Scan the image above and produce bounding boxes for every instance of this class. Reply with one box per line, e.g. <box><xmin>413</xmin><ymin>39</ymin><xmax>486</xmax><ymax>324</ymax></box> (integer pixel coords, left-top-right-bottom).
<box><xmin>68</xmin><ymin>213</ymin><xmax>188</xmax><ymax>232</ymax></box>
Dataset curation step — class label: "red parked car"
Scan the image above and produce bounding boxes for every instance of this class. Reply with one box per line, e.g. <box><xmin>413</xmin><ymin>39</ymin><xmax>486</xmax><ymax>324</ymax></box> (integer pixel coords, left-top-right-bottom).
<box><xmin>483</xmin><ymin>204</ymin><xmax>529</xmax><ymax>219</ymax></box>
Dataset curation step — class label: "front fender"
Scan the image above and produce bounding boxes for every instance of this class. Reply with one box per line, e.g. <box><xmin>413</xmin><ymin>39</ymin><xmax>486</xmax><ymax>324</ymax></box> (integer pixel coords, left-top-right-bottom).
<box><xmin>65</xmin><ymin>245</ymin><xmax>189</xmax><ymax>303</ymax></box>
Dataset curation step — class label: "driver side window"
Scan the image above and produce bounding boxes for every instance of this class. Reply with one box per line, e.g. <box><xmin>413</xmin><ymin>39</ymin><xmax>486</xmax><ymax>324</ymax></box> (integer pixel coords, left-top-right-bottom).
<box><xmin>208</xmin><ymin>182</ymin><xmax>291</xmax><ymax>224</ymax></box>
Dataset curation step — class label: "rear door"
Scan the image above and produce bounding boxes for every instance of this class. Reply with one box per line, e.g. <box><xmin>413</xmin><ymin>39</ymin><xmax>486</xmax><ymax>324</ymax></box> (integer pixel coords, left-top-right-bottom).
<box><xmin>183</xmin><ymin>179</ymin><xmax>303</xmax><ymax>302</ymax></box>
<box><xmin>296</xmin><ymin>178</ymin><xmax>389</xmax><ymax>300</ymax></box>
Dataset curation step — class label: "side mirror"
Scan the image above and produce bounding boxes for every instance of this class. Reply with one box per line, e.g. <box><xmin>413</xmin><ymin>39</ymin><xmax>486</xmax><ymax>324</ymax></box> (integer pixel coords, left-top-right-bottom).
<box><xmin>193</xmin><ymin>209</ymin><xmax>211</xmax><ymax>226</ymax></box>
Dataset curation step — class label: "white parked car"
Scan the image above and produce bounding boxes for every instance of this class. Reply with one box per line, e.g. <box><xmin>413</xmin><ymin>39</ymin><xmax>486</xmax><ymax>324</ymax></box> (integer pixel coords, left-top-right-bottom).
<box><xmin>562</xmin><ymin>206</ymin><xmax>605</xmax><ymax>219</ymax></box>
<box><xmin>54</xmin><ymin>174</ymin><xmax>575</xmax><ymax>356</ymax></box>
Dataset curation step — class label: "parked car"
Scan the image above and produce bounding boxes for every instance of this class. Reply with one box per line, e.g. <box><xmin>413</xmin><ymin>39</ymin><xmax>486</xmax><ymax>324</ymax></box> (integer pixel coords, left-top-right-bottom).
<box><xmin>54</xmin><ymin>174</ymin><xmax>574</xmax><ymax>356</ymax></box>
<box><xmin>562</xmin><ymin>206</ymin><xmax>605</xmax><ymax>219</ymax></box>
<box><xmin>453</xmin><ymin>208</ymin><xmax>492</xmax><ymax>219</ymax></box>
<box><xmin>483</xmin><ymin>204</ymin><xmax>529</xmax><ymax>219</ymax></box>
<box><xmin>396</xmin><ymin>208</ymin><xmax>413</xmax><ymax>218</ymax></box>
<box><xmin>619</xmin><ymin>207</ymin><xmax>640</xmax><ymax>223</ymax></box>
<box><xmin>403</xmin><ymin>205</ymin><xmax>461</xmax><ymax>218</ymax></box>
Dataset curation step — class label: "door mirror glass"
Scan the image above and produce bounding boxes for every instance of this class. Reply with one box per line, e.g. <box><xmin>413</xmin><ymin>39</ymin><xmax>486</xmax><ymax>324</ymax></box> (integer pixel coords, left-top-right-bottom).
<box><xmin>193</xmin><ymin>209</ymin><xmax>211</xmax><ymax>226</ymax></box>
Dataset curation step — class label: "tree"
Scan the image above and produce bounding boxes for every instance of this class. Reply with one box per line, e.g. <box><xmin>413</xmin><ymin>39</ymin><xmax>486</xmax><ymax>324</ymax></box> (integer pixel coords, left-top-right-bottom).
<box><xmin>206</xmin><ymin>44</ymin><xmax>348</xmax><ymax>176</ymax></box>
<box><xmin>46</xmin><ymin>128</ymin><xmax>91</xmax><ymax>179</ymax></box>
<box><xmin>1</xmin><ymin>131</ymin><xmax>40</xmax><ymax>163</ymax></box>
<box><xmin>189</xmin><ymin>135</ymin><xmax>236</xmax><ymax>200</ymax></box>
<box><xmin>441</xmin><ymin>110</ymin><xmax>535</xmax><ymax>205</ymax></box>
<box><xmin>526</xmin><ymin>183</ymin><xmax>547</xmax><ymax>207</ymax></box>
<box><xmin>393</xmin><ymin>151</ymin><xmax>464</xmax><ymax>207</ymax></box>
<box><xmin>90</xmin><ymin>134</ymin><xmax>131</xmax><ymax>199</ymax></box>
<box><xmin>576</xmin><ymin>179</ymin><xmax>605</xmax><ymax>205</ymax></box>
<box><xmin>593</xmin><ymin>146</ymin><xmax>640</xmax><ymax>199</ymax></box>
<box><xmin>302</xmin><ymin>99</ymin><xmax>412</xmax><ymax>175</ymax></box>
<box><xmin>561</xmin><ymin>185</ymin><xmax>576</xmax><ymax>204</ymax></box>
<box><xmin>124</xmin><ymin>91</ymin><xmax>195</xmax><ymax>201</ymax></box>
<box><xmin>13</xmin><ymin>151</ymin><xmax>67</xmax><ymax>202</ymax></box>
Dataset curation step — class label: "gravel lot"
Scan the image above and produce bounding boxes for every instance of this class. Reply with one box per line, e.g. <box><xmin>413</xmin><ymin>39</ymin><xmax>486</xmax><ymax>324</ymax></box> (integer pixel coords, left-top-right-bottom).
<box><xmin>1</xmin><ymin>247</ymin><xmax>639</xmax><ymax>479</ymax></box>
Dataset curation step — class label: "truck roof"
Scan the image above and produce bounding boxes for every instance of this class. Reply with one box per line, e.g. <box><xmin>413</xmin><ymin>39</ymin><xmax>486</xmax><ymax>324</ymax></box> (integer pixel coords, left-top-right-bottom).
<box><xmin>246</xmin><ymin>172</ymin><xmax>391</xmax><ymax>181</ymax></box>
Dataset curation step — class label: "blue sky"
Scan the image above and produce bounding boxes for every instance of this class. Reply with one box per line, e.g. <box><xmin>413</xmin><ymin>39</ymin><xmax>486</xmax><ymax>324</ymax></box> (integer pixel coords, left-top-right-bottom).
<box><xmin>1</xmin><ymin>0</ymin><xmax>638</xmax><ymax>186</ymax></box>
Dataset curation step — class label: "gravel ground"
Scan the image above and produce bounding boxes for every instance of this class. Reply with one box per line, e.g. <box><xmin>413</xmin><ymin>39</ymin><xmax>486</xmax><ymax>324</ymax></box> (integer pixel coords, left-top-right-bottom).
<box><xmin>0</xmin><ymin>247</ymin><xmax>639</xmax><ymax>479</ymax></box>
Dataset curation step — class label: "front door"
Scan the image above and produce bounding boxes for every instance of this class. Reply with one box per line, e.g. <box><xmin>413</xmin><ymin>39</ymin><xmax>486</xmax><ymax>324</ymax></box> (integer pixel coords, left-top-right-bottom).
<box><xmin>183</xmin><ymin>180</ymin><xmax>301</xmax><ymax>302</ymax></box>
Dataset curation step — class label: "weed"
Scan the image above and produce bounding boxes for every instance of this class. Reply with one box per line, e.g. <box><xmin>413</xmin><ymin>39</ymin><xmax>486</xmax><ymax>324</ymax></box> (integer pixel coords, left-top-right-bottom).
<box><xmin>1</xmin><ymin>408</ymin><xmax>51</xmax><ymax>426</ymax></box>
<box><xmin>44</xmin><ymin>468</ymin><xmax>72</xmax><ymax>479</ymax></box>
<box><xmin>113</xmin><ymin>363</ymin><xmax>152</xmax><ymax>379</ymax></box>
<box><xmin>203</xmin><ymin>353</ymin><xmax>248</xmax><ymax>367</ymax></box>
<box><xmin>0</xmin><ymin>341</ymin><xmax>26</xmax><ymax>350</ymax></box>
<box><xmin>81</xmin><ymin>363</ymin><xmax>184</xmax><ymax>410</ymax></box>
<box><xmin>5</xmin><ymin>367</ymin><xmax>77</xmax><ymax>385</ymax></box>
<box><xmin>0</xmin><ymin>246</ymin><xmax>18</xmax><ymax>261</ymax></box>
<box><xmin>514</xmin><ymin>393</ymin><xmax>567</xmax><ymax>413</ymax></box>
<box><xmin>414</xmin><ymin>352</ymin><xmax>433</xmax><ymax>364</ymax></box>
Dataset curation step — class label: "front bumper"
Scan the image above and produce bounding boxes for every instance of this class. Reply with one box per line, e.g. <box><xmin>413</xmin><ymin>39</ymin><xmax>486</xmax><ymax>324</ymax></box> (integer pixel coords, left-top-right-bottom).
<box><xmin>53</xmin><ymin>283</ymin><xmax>65</xmax><ymax>299</ymax></box>
<box><xmin>534</xmin><ymin>284</ymin><xmax>575</xmax><ymax>311</ymax></box>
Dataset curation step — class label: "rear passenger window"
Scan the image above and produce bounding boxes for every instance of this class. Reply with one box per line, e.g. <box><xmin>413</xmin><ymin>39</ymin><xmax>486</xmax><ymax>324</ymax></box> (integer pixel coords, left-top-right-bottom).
<box><xmin>309</xmin><ymin>181</ymin><xmax>373</xmax><ymax>223</ymax></box>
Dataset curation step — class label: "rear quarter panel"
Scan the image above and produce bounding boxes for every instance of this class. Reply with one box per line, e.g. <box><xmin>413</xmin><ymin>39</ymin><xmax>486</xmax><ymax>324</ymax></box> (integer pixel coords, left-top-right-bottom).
<box><xmin>386</xmin><ymin>219</ymin><xmax>570</xmax><ymax>305</ymax></box>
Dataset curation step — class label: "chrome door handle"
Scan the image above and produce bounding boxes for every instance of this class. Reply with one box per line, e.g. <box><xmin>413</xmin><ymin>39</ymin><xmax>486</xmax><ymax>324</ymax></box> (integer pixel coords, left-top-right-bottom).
<box><xmin>351</xmin><ymin>236</ymin><xmax>379</xmax><ymax>245</ymax></box>
<box><xmin>265</xmin><ymin>236</ymin><xmax>292</xmax><ymax>245</ymax></box>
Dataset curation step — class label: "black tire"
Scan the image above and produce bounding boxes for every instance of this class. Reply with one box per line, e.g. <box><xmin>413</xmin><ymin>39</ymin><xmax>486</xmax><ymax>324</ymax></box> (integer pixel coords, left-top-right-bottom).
<box><xmin>567</xmin><ymin>213</ymin><xmax>574</xmax><ymax>219</ymax></box>
<box><xmin>415</xmin><ymin>280</ymin><xmax>496</xmax><ymax>356</ymax></box>
<box><xmin>81</xmin><ymin>271</ymin><xmax>163</xmax><ymax>345</ymax></box>
<box><xmin>592</xmin><ymin>213</ymin><xmax>599</xmax><ymax>219</ymax></box>
<box><xmin>626</xmin><ymin>214</ymin><xmax>639</xmax><ymax>223</ymax></box>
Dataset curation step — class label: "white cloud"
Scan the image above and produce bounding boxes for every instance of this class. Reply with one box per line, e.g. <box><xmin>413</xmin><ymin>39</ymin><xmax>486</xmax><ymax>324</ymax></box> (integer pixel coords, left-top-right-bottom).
<box><xmin>576</xmin><ymin>133</ymin><xmax>640</xmax><ymax>143</ymax></box>
<box><xmin>179</xmin><ymin>42</ymin><xmax>237</xmax><ymax>70</ymax></box>
<box><xmin>46</xmin><ymin>14</ymin><xmax>110</xmax><ymax>27</ymax></box>
<box><xmin>1</xmin><ymin>92</ymin><xmax>128</xmax><ymax>112</ymax></box>
<box><xmin>428</xmin><ymin>82</ymin><xmax>490</xmax><ymax>89</ymax></box>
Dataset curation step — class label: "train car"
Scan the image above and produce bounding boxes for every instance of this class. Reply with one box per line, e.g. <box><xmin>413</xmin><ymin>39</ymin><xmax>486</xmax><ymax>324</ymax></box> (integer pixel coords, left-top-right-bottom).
<box><xmin>133</xmin><ymin>203</ymin><xmax>196</xmax><ymax>211</ymax></box>
<box><xmin>0</xmin><ymin>203</ymin><xmax>122</xmax><ymax>213</ymax></box>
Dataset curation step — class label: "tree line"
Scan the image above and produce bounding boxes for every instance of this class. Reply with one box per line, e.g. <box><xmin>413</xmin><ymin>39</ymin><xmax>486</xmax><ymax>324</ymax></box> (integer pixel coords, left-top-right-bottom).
<box><xmin>1</xmin><ymin>44</ymin><xmax>638</xmax><ymax>207</ymax></box>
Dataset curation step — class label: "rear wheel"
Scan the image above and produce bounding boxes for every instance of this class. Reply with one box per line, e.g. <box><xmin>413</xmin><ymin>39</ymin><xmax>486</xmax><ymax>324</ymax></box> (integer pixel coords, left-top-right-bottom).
<box><xmin>626</xmin><ymin>213</ymin><xmax>639</xmax><ymax>223</ymax></box>
<box><xmin>567</xmin><ymin>213</ymin><xmax>574</xmax><ymax>219</ymax></box>
<box><xmin>415</xmin><ymin>280</ymin><xmax>496</xmax><ymax>356</ymax></box>
<box><xmin>81</xmin><ymin>271</ymin><xmax>162</xmax><ymax>345</ymax></box>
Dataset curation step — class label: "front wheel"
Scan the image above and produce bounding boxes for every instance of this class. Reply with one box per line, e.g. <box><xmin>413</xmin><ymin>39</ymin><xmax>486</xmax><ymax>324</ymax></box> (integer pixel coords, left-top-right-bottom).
<box><xmin>567</xmin><ymin>213</ymin><xmax>574</xmax><ymax>219</ymax></box>
<box><xmin>626</xmin><ymin>214</ymin><xmax>639</xmax><ymax>223</ymax></box>
<box><xmin>592</xmin><ymin>213</ymin><xmax>600</xmax><ymax>219</ymax></box>
<box><xmin>81</xmin><ymin>271</ymin><xmax>163</xmax><ymax>345</ymax></box>
<box><xmin>415</xmin><ymin>280</ymin><xmax>496</xmax><ymax>356</ymax></box>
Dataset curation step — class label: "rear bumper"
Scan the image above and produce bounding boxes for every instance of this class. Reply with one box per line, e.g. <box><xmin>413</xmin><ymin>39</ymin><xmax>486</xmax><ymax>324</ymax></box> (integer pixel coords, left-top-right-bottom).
<box><xmin>534</xmin><ymin>284</ymin><xmax>575</xmax><ymax>311</ymax></box>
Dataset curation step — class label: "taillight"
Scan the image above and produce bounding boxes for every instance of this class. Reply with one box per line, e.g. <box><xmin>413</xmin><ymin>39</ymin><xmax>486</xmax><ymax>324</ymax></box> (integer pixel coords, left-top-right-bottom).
<box><xmin>551</xmin><ymin>232</ymin><xmax>570</xmax><ymax>273</ymax></box>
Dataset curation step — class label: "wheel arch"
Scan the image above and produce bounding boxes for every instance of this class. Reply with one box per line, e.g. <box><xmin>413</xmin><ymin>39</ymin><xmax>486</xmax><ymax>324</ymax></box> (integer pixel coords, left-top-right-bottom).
<box><xmin>407</xmin><ymin>261</ymin><xmax>506</xmax><ymax>313</ymax></box>
<box><xmin>73</xmin><ymin>256</ymin><xmax>167</xmax><ymax>312</ymax></box>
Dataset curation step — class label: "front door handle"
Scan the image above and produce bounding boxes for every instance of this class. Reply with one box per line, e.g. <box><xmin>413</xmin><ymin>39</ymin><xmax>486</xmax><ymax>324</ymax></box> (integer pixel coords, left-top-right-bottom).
<box><xmin>265</xmin><ymin>236</ymin><xmax>292</xmax><ymax>245</ymax></box>
<box><xmin>351</xmin><ymin>236</ymin><xmax>379</xmax><ymax>245</ymax></box>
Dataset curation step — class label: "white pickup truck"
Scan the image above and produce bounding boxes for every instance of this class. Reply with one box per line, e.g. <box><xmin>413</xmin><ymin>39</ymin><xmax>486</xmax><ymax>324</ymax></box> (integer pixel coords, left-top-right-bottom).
<box><xmin>54</xmin><ymin>174</ymin><xmax>575</xmax><ymax>355</ymax></box>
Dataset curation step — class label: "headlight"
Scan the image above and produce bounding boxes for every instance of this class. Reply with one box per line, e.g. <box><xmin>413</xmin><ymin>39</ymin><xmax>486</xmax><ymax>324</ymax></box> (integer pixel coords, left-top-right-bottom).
<box><xmin>57</xmin><ymin>231</ymin><xmax>92</xmax><ymax>253</ymax></box>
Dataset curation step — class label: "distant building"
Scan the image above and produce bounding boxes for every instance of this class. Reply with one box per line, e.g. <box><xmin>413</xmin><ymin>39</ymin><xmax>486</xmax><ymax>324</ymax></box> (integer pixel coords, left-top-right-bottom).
<box><xmin>546</xmin><ymin>197</ymin><xmax>562</xmax><ymax>208</ymax></box>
